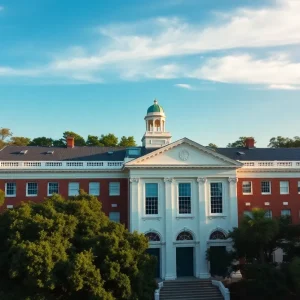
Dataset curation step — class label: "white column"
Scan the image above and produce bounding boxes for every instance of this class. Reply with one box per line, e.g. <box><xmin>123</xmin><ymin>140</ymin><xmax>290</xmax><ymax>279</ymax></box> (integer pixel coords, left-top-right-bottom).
<box><xmin>164</xmin><ymin>177</ymin><xmax>176</xmax><ymax>280</ymax></box>
<box><xmin>130</xmin><ymin>178</ymin><xmax>140</xmax><ymax>232</ymax></box>
<box><xmin>197</xmin><ymin>177</ymin><xmax>210</xmax><ymax>278</ymax></box>
<box><xmin>228</xmin><ymin>177</ymin><xmax>238</xmax><ymax>228</ymax></box>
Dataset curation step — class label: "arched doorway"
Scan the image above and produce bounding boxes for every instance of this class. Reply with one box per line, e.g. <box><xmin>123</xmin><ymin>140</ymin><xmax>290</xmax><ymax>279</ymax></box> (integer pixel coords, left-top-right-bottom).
<box><xmin>209</xmin><ymin>230</ymin><xmax>229</xmax><ymax>277</ymax></box>
<box><xmin>176</xmin><ymin>231</ymin><xmax>195</xmax><ymax>277</ymax></box>
<box><xmin>145</xmin><ymin>232</ymin><xmax>161</xmax><ymax>278</ymax></box>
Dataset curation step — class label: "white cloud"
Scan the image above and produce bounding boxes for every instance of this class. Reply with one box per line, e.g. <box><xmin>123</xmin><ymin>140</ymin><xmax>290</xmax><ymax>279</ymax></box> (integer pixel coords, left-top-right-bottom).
<box><xmin>174</xmin><ymin>83</ymin><xmax>193</xmax><ymax>90</ymax></box>
<box><xmin>268</xmin><ymin>84</ymin><xmax>300</xmax><ymax>90</ymax></box>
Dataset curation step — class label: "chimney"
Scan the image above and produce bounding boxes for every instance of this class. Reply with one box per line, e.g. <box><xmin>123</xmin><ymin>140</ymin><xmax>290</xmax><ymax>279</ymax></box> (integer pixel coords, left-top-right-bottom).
<box><xmin>67</xmin><ymin>136</ymin><xmax>75</xmax><ymax>148</ymax></box>
<box><xmin>245</xmin><ymin>137</ymin><xmax>255</xmax><ymax>149</ymax></box>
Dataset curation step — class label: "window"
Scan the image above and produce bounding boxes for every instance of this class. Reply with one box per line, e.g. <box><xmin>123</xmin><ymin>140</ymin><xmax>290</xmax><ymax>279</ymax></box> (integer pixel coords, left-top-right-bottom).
<box><xmin>210</xmin><ymin>182</ymin><xmax>223</xmax><ymax>214</ymax></box>
<box><xmin>242</xmin><ymin>181</ymin><xmax>252</xmax><ymax>195</ymax></box>
<box><xmin>243</xmin><ymin>210</ymin><xmax>252</xmax><ymax>218</ymax></box>
<box><xmin>5</xmin><ymin>183</ymin><xmax>16</xmax><ymax>197</ymax></box>
<box><xmin>145</xmin><ymin>232</ymin><xmax>161</xmax><ymax>242</ymax></box>
<box><xmin>145</xmin><ymin>183</ymin><xmax>158</xmax><ymax>215</ymax></box>
<box><xmin>176</xmin><ymin>231</ymin><xmax>194</xmax><ymax>241</ymax></box>
<box><xmin>48</xmin><ymin>182</ymin><xmax>59</xmax><ymax>196</ymax></box>
<box><xmin>109</xmin><ymin>182</ymin><xmax>120</xmax><ymax>196</ymax></box>
<box><xmin>210</xmin><ymin>231</ymin><xmax>226</xmax><ymax>240</ymax></box>
<box><xmin>261</xmin><ymin>181</ymin><xmax>271</xmax><ymax>194</ymax></box>
<box><xmin>280</xmin><ymin>181</ymin><xmax>289</xmax><ymax>194</ymax></box>
<box><xmin>178</xmin><ymin>183</ymin><xmax>191</xmax><ymax>214</ymax></box>
<box><xmin>89</xmin><ymin>182</ymin><xmax>100</xmax><ymax>196</ymax></box>
<box><xmin>68</xmin><ymin>182</ymin><xmax>79</xmax><ymax>196</ymax></box>
<box><xmin>281</xmin><ymin>209</ymin><xmax>291</xmax><ymax>216</ymax></box>
<box><xmin>298</xmin><ymin>182</ymin><xmax>300</xmax><ymax>194</ymax></box>
<box><xmin>265</xmin><ymin>210</ymin><xmax>272</xmax><ymax>219</ymax></box>
<box><xmin>26</xmin><ymin>182</ymin><xmax>38</xmax><ymax>196</ymax></box>
<box><xmin>109</xmin><ymin>212</ymin><xmax>120</xmax><ymax>223</ymax></box>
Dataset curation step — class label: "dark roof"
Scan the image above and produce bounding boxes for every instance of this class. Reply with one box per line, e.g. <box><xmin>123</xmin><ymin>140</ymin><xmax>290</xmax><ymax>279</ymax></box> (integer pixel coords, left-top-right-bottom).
<box><xmin>216</xmin><ymin>148</ymin><xmax>300</xmax><ymax>161</ymax></box>
<box><xmin>0</xmin><ymin>146</ymin><xmax>129</xmax><ymax>161</ymax></box>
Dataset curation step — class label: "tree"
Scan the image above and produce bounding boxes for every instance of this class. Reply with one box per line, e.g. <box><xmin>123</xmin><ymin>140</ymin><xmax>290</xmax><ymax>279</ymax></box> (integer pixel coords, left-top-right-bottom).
<box><xmin>119</xmin><ymin>136</ymin><xmax>137</xmax><ymax>147</ymax></box>
<box><xmin>0</xmin><ymin>128</ymin><xmax>12</xmax><ymax>141</ymax></box>
<box><xmin>227</xmin><ymin>137</ymin><xmax>256</xmax><ymax>148</ymax></box>
<box><xmin>207</xmin><ymin>143</ymin><xmax>218</xmax><ymax>149</ymax></box>
<box><xmin>268</xmin><ymin>136</ymin><xmax>300</xmax><ymax>148</ymax></box>
<box><xmin>86</xmin><ymin>135</ymin><xmax>104</xmax><ymax>146</ymax></box>
<box><xmin>9</xmin><ymin>136</ymin><xmax>31</xmax><ymax>146</ymax></box>
<box><xmin>0</xmin><ymin>191</ymin><xmax>157</xmax><ymax>300</ymax></box>
<box><xmin>229</xmin><ymin>208</ymin><xmax>279</xmax><ymax>263</ymax></box>
<box><xmin>52</xmin><ymin>139</ymin><xmax>65</xmax><ymax>147</ymax></box>
<box><xmin>29</xmin><ymin>137</ymin><xmax>54</xmax><ymax>147</ymax></box>
<box><xmin>99</xmin><ymin>134</ymin><xmax>118</xmax><ymax>147</ymax></box>
<box><xmin>63</xmin><ymin>131</ymin><xmax>86</xmax><ymax>146</ymax></box>
<box><xmin>0</xmin><ymin>189</ymin><xmax>4</xmax><ymax>207</ymax></box>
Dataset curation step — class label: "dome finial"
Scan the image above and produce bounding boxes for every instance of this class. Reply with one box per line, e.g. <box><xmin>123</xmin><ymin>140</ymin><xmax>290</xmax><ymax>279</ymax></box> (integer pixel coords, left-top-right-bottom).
<box><xmin>154</xmin><ymin>99</ymin><xmax>158</xmax><ymax>105</ymax></box>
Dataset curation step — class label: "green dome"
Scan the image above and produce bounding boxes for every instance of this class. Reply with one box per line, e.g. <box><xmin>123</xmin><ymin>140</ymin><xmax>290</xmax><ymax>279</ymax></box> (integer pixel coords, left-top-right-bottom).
<box><xmin>147</xmin><ymin>100</ymin><xmax>164</xmax><ymax>114</ymax></box>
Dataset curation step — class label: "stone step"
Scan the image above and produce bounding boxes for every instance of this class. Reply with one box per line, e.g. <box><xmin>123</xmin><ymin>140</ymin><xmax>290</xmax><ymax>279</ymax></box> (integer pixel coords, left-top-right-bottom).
<box><xmin>160</xmin><ymin>296</ymin><xmax>223</xmax><ymax>300</ymax></box>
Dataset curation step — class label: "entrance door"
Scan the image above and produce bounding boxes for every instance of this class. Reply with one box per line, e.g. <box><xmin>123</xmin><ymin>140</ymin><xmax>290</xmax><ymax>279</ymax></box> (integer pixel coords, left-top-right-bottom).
<box><xmin>146</xmin><ymin>248</ymin><xmax>160</xmax><ymax>278</ymax></box>
<box><xmin>210</xmin><ymin>246</ymin><xmax>227</xmax><ymax>277</ymax></box>
<box><xmin>176</xmin><ymin>247</ymin><xmax>194</xmax><ymax>277</ymax></box>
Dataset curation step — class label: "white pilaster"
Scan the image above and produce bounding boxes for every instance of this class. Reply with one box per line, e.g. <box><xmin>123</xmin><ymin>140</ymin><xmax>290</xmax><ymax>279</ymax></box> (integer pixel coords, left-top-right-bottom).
<box><xmin>228</xmin><ymin>177</ymin><xmax>238</xmax><ymax>228</ymax></box>
<box><xmin>130</xmin><ymin>178</ymin><xmax>140</xmax><ymax>232</ymax></box>
<box><xmin>164</xmin><ymin>177</ymin><xmax>176</xmax><ymax>280</ymax></box>
<box><xmin>197</xmin><ymin>177</ymin><xmax>210</xmax><ymax>278</ymax></box>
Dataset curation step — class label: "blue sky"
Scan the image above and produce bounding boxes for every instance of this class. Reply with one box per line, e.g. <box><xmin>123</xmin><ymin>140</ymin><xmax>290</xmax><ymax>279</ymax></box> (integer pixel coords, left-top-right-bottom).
<box><xmin>0</xmin><ymin>0</ymin><xmax>300</xmax><ymax>147</ymax></box>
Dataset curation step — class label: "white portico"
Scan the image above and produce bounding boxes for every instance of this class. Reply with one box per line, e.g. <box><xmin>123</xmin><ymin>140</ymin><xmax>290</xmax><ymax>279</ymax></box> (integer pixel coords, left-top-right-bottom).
<box><xmin>126</xmin><ymin>102</ymin><xmax>241</xmax><ymax>280</ymax></box>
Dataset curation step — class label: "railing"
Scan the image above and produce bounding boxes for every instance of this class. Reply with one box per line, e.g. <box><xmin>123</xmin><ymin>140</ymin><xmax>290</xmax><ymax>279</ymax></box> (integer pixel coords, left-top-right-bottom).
<box><xmin>212</xmin><ymin>280</ymin><xmax>230</xmax><ymax>300</ymax></box>
<box><xmin>154</xmin><ymin>282</ymin><xmax>163</xmax><ymax>300</ymax></box>
<box><xmin>241</xmin><ymin>161</ymin><xmax>300</xmax><ymax>169</ymax></box>
<box><xmin>0</xmin><ymin>161</ymin><xmax>124</xmax><ymax>170</ymax></box>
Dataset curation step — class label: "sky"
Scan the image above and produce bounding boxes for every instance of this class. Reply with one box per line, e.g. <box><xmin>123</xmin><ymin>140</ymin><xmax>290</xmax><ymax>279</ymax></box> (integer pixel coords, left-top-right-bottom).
<box><xmin>0</xmin><ymin>0</ymin><xmax>300</xmax><ymax>147</ymax></box>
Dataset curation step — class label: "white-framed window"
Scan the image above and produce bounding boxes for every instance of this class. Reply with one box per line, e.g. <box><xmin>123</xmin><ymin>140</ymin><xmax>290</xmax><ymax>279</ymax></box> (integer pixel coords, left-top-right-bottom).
<box><xmin>109</xmin><ymin>182</ymin><xmax>120</xmax><ymax>196</ymax></box>
<box><xmin>68</xmin><ymin>182</ymin><xmax>79</xmax><ymax>196</ymax></box>
<box><xmin>281</xmin><ymin>209</ymin><xmax>291</xmax><ymax>216</ymax></box>
<box><xmin>265</xmin><ymin>210</ymin><xmax>272</xmax><ymax>219</ymax></box>
<box><xmin>178</xmin><ymin>183</ymin><xmax>191</xmax><ymax>214</ymax></box>
<box><xmin>5</xmin><ymin>182</ymin><xmax>16</xmax><ymax>197</ymax></box>
<box><xmin>109</xmin><ymin>212</ymin><xmax>120</xmax><ymax>223</ymax></box>
<box><xmin>242</xmin><ymin>181</ymin><xmax>252</xmax><ymax>195</ymax></box>
<box><xmin>280</xmin><ymin>181</ymin><xmax>289</xmax><ymax>195</ymax></box>
<box><xmin>26</xmin><ymin>182</ymin><xmax>38</xmax><ymax>196</ymax></box>
<box><xmin>210</xmin><ymin>182</ymin><xmax>223</xmax><ymax>214</ymax></box>
<box><xmin>261</xmin><ymin>181</ymin><xmax>271</xmax><ymax>194</ymax></box>
<box><xmin>48</xmin><ymin>182</ymin><xmax>59</xmax><ymax>196</ymax></box>
<box><xmin>145</xmin><ymin>183</ymin><xmax>158</xmax><ymax>215</ymax></box>
<box><xmin>298</xmin><ymin>181</ymin><xmax>300</xmax><ymax>194</ymax></box>
<box><xmin>89</xmin><ymin>182</ymin><xmax>100</xmax><ymax>196</ymax></box>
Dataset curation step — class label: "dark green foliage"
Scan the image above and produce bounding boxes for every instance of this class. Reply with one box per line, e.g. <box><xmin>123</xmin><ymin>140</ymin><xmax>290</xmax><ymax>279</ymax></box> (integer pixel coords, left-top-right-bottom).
<box><xmin>29</xmin><ymin>137</ymin><xmax>54</xmax><ymax>147</ymax></box>
<box><xmin>63</xmin><ymin>131</ymin><xmax>86</xmax><ymax>146</ymax></box>
<box><xmin>99</xmin><ymin>134</ymin><xmax>118</xmax><ymax>147</ymax></box>
<box><xmin>268</xmin><ymin>136</ymin><xmax>300</xmax><ymax>148</ymax></box>
<box><xmin>86</xmin><ymin>135</ymin><xmax>104</xmax><ymax>146</ymax></box>
<box><xmin>118</xmin><ymin>136</ymin><xmax>137</xmax><ymax>147</ymax></box>
<box><xmin>227</xmin><ymin>137</ymin><xmax>256</xmax><ymax>148</ymax></box>
<box><xmin>9</xmin><ymin>136</ymin><xmax>31</xmax><ymax>146</ymax></box>
<box><xmin>0</xmin><ymin>192</ymin><xmax>156</xmax><ymax>299</ymax></box>
<box><xmin>0</xmin><ymin>189</ymin><xmax>4</xmax><ymax>207</ymax></box>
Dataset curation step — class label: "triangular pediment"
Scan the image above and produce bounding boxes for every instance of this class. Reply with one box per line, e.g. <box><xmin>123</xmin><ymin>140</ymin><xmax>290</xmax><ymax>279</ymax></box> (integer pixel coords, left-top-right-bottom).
<box><xmin>126</xmin><ymin>138</ymin><xmax>242</xmax><ymax>168</ymax></box>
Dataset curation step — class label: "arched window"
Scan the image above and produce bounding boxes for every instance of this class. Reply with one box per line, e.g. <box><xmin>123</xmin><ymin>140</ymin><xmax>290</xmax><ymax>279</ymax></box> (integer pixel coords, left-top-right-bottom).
<box><xmin>145</xmin><ymin>232</ymin><xmax>161</xmax><ymax>242</ymax></box>
<box><xmin>210</xmin><ymin>230</ymin><xmax>226</xmax><ymax>240</ymax></box>
<box><xmin>176</xmin><ymin>231</ymin><xmax>194</xmax><ymax>241</ymax></box>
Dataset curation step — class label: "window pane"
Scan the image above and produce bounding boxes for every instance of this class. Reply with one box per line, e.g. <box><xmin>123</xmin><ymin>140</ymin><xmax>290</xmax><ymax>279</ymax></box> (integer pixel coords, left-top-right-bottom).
<box><xmin>5</xmin><ymin>183</ymin><xmax>16</xmax><ymax>196</ymax></box>
<box><xmin>48</xmin><ymin>182</ymin><xmax>59</xmax><ymax>195</ymax></box>
<box><xmin>281</xmin><ymin>209</ymin><xmax>291</xmax><ymax>216</ymax></box>
<box><xmin>89</xmin><ymin>182</ymin><xmax>100</xmax><ymax>196</ymax></box>
<box><xmin>280</xmin><ymin>181</ymin><xmax>289</xmax><ymax>194</ymax></box>
<box><xmin>109</xmin><ymin>212</ymin><xmax>120</xmax><ymax>223</ymax></box>
<box><xmin>298</xmin><ymin>182</ymin><xmax>300</xmax><ymax>193</ymax></box>
<box><xmin>27</xmin><ymin>182</ymin><xmax>38</xmax><ymax>196</ymax></box>
<box><xmin>178</xmin><ymin>183</ymin><xmax>191</xmax><ymax>214</ymax></box>
<box><xmin>261</xmin><ymin>181</ymin><xmax>271</xmax><ymax>194</ymax></box>
<box><xmin>109</xmin><ymin>182</ymin><xmax>120</xmax><ymax>196</ymax></box>
<box><xmin>210</xmin><ymin>182</ymin><xmax>223</xmax><ymax>214</ymax></box>
<box><xmin>242</xmin><ymin>181</ymin><xmax>252</xmax><ymax>194</ymax></box>
<box><xmin>265</xmin><ymin>210</ymin><xmax>272</xmax><ymax>219</ymax></box>
<box><xmin>145</xmin><ymin>183</ymin><xmax>158</xmax><ymax>215</ymax></box>
<box><xmin>68</xmin><ymin>182</ymin><xmax>79</xmax><ymax>196</ymax></box>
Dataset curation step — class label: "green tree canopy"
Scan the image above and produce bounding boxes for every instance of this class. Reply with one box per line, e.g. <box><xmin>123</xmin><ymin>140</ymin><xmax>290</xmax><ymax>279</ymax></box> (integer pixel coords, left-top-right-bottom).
<box><xmin>99</xmin><ymin>134</ymin><xmax>118</xmax><ymax>147</ymax></box>
<box><xmin>86</xmin><ymin>135</ymin><xmax>104</xmax><ymax>146</ymax></box>
<box><xmin>29</xmin><ymin>137</ymin><xmax>54</xmax><ymax>147</ymax></box>
<box><xmin>207</xmin><ymin>143</ymin><xmax>218</xmax><ymax>149</ymax></box>
<box><xmin>63</xmin><ymin>131</ymin><xmax>86</xmax><ymax>146</ymax></box>
<box><xmin>268</xmin><ymin>136</ymin><xmax>300</xmax><ymax>148</ymax></box>
<box><xmin>227</xmin><ymin>136</ymin><xmax>256</xmax><ymax>148</ymax></box>
<box><xmin>119</xmin><ymin>136</ymin><xmax>137</xmax><ymax>147</ymax></box>
<box><xmin>0</xmin><ymin>192</ymin><xmax>156</xmax><ymax>300</ymax></box>
<box><xmin>0</xmin><ymin>127</ymin><xmax>12</xmax><ymax>141</ymax></box>
<box><xmin>9</xmin><ymin>136</ymin><xmax>31</xmax><ymax>146</ymax></box>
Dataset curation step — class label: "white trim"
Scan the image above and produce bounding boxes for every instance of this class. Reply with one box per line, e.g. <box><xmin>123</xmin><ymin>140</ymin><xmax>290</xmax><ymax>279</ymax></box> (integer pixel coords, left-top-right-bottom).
<box><xmin>109</xmin><ymin>182</ymin><xmax>120</xmax><ymax>196</ymax></box>
<box><xmin>207</xmin><ymin>179</ymin><xmax>227</xmax><ymax>217</ymax></box>
<box><xmin>176</xmin><ymin>179</ymin><xmax>194</xmax><ymax>217</ymax></box>
<box><xmin>89</xmin><ymin>182</ymin><xmax>100</xmax><ymax>196</ymax></box>
<box><xmin>143</xmin><ymin>180</ymin><xmax>161</xmax><ymax>218</ymax></box>
<box><xmin>261</xmin><ymin>181</ymin><xmax>272</xmax><ymax>195</ymax></box>
<box><xmin>47</xmin><ymin>182</ymin><xmax>59</xmax><ymax>196</ymax></box>
<box><xmin>280</xmin><ymin>181</ymin><xmax>289</xmax><ymax>195</ymax></box>
<box><xmin>68</xmin><ymin>182</ymin><xmax>79</xmax><ymax>196</ymax></box>
<box><xmin>242</xmin><ymin>180</ymin><xmax>252</xmax><ymax>195</ymax></box>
